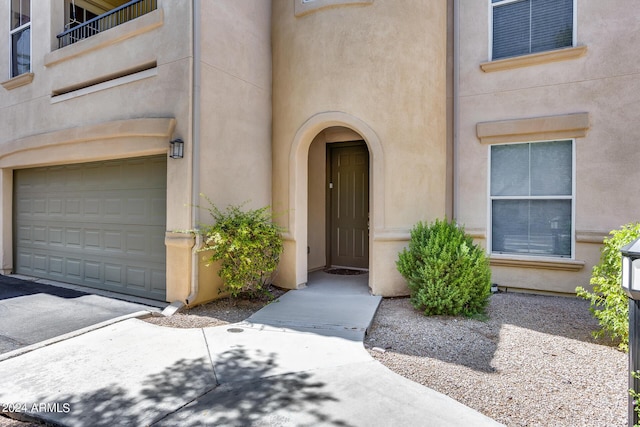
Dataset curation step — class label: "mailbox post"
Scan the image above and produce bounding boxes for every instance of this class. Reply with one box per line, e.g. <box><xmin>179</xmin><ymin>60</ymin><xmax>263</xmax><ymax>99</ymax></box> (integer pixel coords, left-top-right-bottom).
<box><xmin>621</xmin><ymin>237</ymin><xmax>640</xmax><ymax>427</ymax></box>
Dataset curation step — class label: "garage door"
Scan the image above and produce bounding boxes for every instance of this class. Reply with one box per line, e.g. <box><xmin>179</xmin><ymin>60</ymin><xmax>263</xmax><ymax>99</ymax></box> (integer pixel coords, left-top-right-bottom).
<box><xmin>14</xmin><ymin>156</ymin><xmax>167</xmax><ymax>300</ymax></box>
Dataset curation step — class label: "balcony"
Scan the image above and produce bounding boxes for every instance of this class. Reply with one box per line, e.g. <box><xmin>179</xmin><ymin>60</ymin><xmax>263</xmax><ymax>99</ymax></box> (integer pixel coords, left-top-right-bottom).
<box><xmin>56</xmin><ymin>0</ymin><xmax>157</xmax><ymax>49</ymax></box>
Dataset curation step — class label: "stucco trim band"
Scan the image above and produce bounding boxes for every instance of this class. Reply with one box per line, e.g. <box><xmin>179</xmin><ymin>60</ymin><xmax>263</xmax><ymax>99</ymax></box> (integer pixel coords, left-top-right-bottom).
<box><xmin>476</xmin><ymin>112</ymin><xmax>590</xmax><ymax>145</ymax></box>
<box><xmin>0</xmin><ymin>118</ymin><xmax>176</xmax><ymax>168</ymax></box>
<box><xmin>373</xmin><ymin>229</ymin><xmax>410</xmax><ymax>242</ymax></box>
<box><xmin>51</xmin><ymin>66</ymin><xmax>158</xmax><ymax>103</ymax></box>
<box><xmin>480</xmin><ymin>45</ymin><xmax>587</xmax><ymax>73</ymax></box>
<box><xmin>576</xmin><ymin>230</ymin><xmax>609</xmax><ymax>244</ymax></box>
<box><xmin>165</xmin><ymin>231</ymin><xmax>196</xmax><ymax>249</ymax></box>
<box><xmin>465</xmin><ymin>228</ymin><xmax>486</xmax><ymax>240</ymax></box>
<box><xmin>373</xmin><ymin>227</ymin><xmax>486</xmax><ymax>242</ymax></box>
<box><xmin>44</xmin><ymin>8</ymin><xmax>164</xmax><ymax>67</ymax></box>
<box><xmin>294</xmin><ymin>0</ymin><xmax>373</xmax><ymax>17</ymax></box>
<box><xmin>490</xmin><ymin>255</ymin><xmax>585</xmax><ymax>271</ymax></box>
<box><xmin>1</xmin><ymin>73</ymin><xmax>34</xmax><ymax>90</ymax></box>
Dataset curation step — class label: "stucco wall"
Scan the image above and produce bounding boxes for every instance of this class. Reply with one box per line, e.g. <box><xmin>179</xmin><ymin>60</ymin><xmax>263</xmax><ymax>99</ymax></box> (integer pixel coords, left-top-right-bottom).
<box><xmin>272</xmin><ymin>0</ymin><xmax>449</xmax><ymax>295</ymax></box>
<box><xmin>0</xmin><ymin>1</ymin><xmax>195</xmax><ymax>302</ymax></box>
<box><xmin>0</xmin><ymin>0</ymin><xmax>273</xmax><ymax>304</ymax></box>
<box><xmin>191</xmin><ymin>0</ymin><xmax>273</xmax><ymax>304</ymax></box>
<box><xmin>307</xmin><ymin>133</ymin><xmax>327</xmax><ymax>271</ymax></box>
<box><xmin>0</xmin><ymin>1</ymin><xmax>193</xmax><ymax>229</ymax></box>
<box><xmin>455</xmin><ymin>0</ymin><xmax>640</xmax><ymax>293</ymax></box>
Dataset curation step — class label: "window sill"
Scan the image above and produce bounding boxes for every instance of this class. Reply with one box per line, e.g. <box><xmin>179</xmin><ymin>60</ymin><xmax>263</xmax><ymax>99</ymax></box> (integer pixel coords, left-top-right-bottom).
<box><xmin>480</xmin><ymin>45</ymin><xmax>587</xmax><ymax>73</ymax></box>
<box><xmin>490</xmin><ymin>255</ymin><xmax>585</xmax><ymax>271</ymax></box>
<box><xmin>1</xmin><ymin>73</ymin><xmax>34</xmax><ymax>90</ymax></box>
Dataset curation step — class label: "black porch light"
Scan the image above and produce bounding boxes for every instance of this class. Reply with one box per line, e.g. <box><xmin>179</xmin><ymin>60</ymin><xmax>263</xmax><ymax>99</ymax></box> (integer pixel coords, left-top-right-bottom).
<box><xmin>169</xmin><ymin>138</ymin><xmax>184</xmax><ymax>159</ymax></box>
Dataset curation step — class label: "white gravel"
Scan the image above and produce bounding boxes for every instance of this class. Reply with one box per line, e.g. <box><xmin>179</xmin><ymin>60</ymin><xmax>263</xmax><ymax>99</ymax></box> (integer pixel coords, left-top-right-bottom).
<box><xmin>364</xmin><ymin>292</ymin><xmax>627</xmax><ymax>427</ymax></box>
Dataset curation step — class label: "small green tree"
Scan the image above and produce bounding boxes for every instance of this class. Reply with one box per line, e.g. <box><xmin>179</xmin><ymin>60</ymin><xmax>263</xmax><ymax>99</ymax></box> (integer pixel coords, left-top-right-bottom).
<box><xmin>199</xmin><ymin>198</ymin><xmax>283</xmax><ymax>298</ymax></box>
<box><xmin>576</xmin><ymin>222</ymin><xmax>640</xmax><ymax>351</ymax></box>
<box><xmin>396</xmin><ymin>219</ymin><xmax>491</xmax><ymax>317</ymax></box>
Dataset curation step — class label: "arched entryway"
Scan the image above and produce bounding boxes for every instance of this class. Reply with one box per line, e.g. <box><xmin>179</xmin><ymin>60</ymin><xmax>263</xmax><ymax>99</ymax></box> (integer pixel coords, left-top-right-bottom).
<box><xmin>287</xmin><ymin>111</ymin><xmax>385</xmax><ymax>291</ymax></box>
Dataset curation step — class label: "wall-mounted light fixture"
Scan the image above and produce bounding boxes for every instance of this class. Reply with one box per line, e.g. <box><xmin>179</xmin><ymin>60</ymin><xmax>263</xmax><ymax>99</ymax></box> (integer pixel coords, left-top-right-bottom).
<box><xmin>169</xmin><ymin>138</ymin><xmax>184</xmax><ymax>159</ymax></box>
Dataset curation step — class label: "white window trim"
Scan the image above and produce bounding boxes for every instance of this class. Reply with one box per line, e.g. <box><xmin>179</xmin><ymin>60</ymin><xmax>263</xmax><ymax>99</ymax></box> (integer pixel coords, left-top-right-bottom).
<box><xmin>9</xmin><ymin>1</ymin><xmax>31</xmax><ymax>78</ymax></box>
<box><xmin>487</xmin><ymin>138</ymin><xmax>576</xmax><ymax>260</ymax></box>
<box><xmin>487</xmin><ymin>0</ymin><xmax>577</xmax><ymax>62</ymax></box>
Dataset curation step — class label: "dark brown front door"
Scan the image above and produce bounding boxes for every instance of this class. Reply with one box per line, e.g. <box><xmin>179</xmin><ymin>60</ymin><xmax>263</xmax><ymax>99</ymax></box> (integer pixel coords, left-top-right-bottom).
<box><xmin>328</xmin><ymin>142</ymin><xmax>369</xmax><ymax>269</ymax></box>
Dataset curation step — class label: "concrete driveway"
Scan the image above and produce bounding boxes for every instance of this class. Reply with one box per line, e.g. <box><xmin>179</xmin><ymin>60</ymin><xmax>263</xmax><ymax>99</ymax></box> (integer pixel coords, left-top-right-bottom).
<box><xmin>0</xmin><ymin>275</ymin><xmax>161</xmax><ymax>355</ymax></box>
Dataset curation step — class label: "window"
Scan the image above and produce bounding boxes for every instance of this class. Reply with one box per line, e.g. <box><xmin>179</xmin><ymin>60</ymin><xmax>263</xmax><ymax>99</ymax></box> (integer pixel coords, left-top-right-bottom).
<box><xmin>10</xmin><ymin>0</ymin><xmax>30</xmax><ymax>78</ymax></box>
<box><xmin>67</xmin><ymin>3</ymin><xmax>98</xmax><ymax>29</ymax></box>
<box><xmin>491</xmin><ymin>0</ymin><xmax>574</xmax><ymax>60</ymax></box>
<box><xmin>490</xmin><ymin>140</ymin><xmax>573</xmax><ymax>258</ymax></box>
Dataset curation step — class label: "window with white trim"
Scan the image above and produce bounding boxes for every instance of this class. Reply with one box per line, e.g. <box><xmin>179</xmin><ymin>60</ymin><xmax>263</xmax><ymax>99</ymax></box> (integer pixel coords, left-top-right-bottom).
<box><xmin>491</xmin><ymin>0</ymin><xmax>574</xmax><ymax>61</ymax></box>
<box><xmin>490</xmin><ymin>140</ymin><xmax>574</xmax><ymax>257</ymax></box>
<box><xmin>10</xmin><ymin>0</ymin><xmax>30</xmax><ymax>77</ymax></box>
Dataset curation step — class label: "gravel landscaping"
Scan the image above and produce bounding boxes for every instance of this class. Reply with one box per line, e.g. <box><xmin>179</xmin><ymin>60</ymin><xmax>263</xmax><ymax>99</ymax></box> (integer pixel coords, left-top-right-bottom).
<box><xmin>1</xmin><ymin>288</ymin><xmax>628</xmax><ymax>427</ymax></box>
<box><xmin>364</xmin><ymin>292</ymin><xmax>627</xmax><ymax>427</ymax></box>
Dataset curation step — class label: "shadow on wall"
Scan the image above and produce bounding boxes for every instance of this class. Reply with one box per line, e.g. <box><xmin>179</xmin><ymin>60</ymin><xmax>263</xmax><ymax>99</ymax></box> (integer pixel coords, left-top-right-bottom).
<box><xmin>19</xmin><ymin>349</ymin><xmax>352</xmax><ymax>427</ymax></box>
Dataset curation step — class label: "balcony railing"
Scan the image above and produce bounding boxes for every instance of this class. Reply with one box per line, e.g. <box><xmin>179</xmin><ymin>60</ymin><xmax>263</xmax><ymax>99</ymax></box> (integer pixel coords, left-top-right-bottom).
<box><xmin>57</xmin><ymin>0</ymin><xmax>157</xmax><ymax>49</ymax></box>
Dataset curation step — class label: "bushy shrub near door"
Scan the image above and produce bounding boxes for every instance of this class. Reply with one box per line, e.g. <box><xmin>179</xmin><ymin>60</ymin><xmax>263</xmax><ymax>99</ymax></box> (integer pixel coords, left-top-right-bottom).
<box><xmin>199</xmin><ymin>198</ymin><xmax>283</xmax><ymax>299</ymax></box>
<box><xmin>397</xmin><ymin>219</ymin><xmax>491</xmax><ymax>317</ymax></box>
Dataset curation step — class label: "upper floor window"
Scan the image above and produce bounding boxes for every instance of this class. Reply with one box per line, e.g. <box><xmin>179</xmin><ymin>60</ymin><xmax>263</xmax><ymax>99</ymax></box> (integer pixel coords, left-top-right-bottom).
<box><xmin>490</xmin><ymin>140</ymin><xmax>574</xmax><ymax>258</ymax></box>
<box><xmin>490</xmin><ymin>0</ymin><xmax>574</xmax><ymax>61</ymax></box>
<box><xmin>10</xmin><ymin>0</ymin><xmax>31</xmax><ymax>77</ymax></box>
<box><xmin>67</xmin><ymin>2</ymin><xmax>99</xmax><ymax>30</ymax></box>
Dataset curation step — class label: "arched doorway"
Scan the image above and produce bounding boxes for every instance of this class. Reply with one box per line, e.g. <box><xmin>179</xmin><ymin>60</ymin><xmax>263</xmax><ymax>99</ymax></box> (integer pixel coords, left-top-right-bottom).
<box><xmin>286</xmin><ymin>111</ymin><xmax>385</xmax><ymax>291</ymax></box>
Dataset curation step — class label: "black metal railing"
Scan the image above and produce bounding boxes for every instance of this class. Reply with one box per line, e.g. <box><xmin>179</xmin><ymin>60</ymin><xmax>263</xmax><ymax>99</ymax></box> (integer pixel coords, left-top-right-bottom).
<box><xmin>57</xmin><ymin>0</ymin><xmax>157</xmax><ymax>49</ymax></box>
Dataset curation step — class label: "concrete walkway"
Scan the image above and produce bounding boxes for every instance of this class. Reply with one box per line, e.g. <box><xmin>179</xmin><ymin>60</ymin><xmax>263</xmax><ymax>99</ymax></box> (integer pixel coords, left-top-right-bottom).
<box><xmin>0</xmin><ymin>271</ymin><xmax>503</xmax><ymax>426</ymax></box>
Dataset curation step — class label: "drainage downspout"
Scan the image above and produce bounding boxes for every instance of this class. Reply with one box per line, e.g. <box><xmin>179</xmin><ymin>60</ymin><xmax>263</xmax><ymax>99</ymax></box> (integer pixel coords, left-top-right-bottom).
<box><xmin>452</xmin><ymin>0</ymin><xmax>460</xmax><ymax>221</ymax></box>
<box><xmin>185</xmin><ymin>0</ymin><xmax>202</xmax><ymax>306</ymax></box>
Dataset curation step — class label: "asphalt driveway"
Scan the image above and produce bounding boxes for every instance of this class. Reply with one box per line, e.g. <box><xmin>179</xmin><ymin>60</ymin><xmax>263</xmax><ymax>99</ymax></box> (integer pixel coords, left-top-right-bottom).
<box><xmin>0</xmin><ymin>275</ymin><xmax>161</xmax><ymax>355</ymax></box>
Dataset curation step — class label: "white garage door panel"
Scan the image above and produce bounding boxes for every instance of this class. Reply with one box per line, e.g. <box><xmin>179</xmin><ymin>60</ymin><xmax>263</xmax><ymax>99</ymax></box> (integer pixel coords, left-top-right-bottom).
<box><xmin>14</xmin><ymin>156</ymin><xmax>167</xmax><ymax>300</ymax></box>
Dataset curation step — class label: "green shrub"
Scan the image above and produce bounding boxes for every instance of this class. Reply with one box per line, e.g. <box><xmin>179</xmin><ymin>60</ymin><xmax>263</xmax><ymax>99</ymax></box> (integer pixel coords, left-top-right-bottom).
<box><xmin>576</xmin><ymin>222</ymin><xmax>640</xmax><ymax>351</ymax></box>
<box><xmin>199</xmin><ymin>198</ymin><xmax>283</xmax><ymax>298</ymax></box>
<box><xmin>396</xmin><ymin>219</ymin><xmax>491</xmax><ymax>317</ymax></box>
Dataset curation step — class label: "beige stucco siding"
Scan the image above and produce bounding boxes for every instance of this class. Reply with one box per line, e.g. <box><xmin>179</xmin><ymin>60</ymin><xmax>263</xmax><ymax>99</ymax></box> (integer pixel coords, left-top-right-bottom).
<box><xmin>455</xmin><ymin>0</ymin><xmax>640</xmax><ymax>293</ymax></box>
<box><xmin>191</xmin><ymin>0</ymin><xmax>273</xmax><ymax>304</ymax></box>
<box><xmin>198</xmin><ymin>0</ymin><xmax>272</xmax><ymax>212</ymax></box>
<box><xmin>4</xmin><ymin>0</ymin><xmax>634</xmax><ymax>302</ymax></box>
<box><xmin>0</xmin><ymin>1</ymin><xmax>195</xmax><ymax>302</ymax></box>
<box><xmin>272</xmin><ymin>0</ymin><xmax>449</xmax><ymax>295</ymax></box>
<box><xmin>0</xmin><ymin>1</ymin><xmax>273</xmax><ymax>304</ymax></box>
